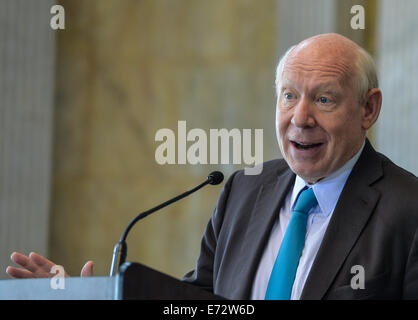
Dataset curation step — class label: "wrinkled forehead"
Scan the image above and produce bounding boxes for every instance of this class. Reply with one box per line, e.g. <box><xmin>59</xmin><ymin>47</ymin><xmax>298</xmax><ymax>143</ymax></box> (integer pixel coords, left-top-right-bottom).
<box><xmin>281</xmin><ymin>64</ymin><xmax>351</xmax><ymax>92</ymax></box>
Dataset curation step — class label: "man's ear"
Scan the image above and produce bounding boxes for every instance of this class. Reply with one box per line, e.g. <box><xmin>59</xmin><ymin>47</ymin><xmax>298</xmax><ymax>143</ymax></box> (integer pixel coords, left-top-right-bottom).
<box><xmin>362</xmin><ymin>88</ymin><xmax>382</xmax><ymax>130</ymax></box>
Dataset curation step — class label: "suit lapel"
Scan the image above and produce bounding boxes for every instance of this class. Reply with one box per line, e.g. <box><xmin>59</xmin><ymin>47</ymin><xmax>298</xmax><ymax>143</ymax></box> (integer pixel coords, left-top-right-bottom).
<box><xmin>235</xmin><ymin>168</ymin><xmax>295</xmax><ymax>299</ymax></box>
<box><xmin>300</xmin><ymin>140</ymin><xmax>383</xmax><ymax>299</ymax></box>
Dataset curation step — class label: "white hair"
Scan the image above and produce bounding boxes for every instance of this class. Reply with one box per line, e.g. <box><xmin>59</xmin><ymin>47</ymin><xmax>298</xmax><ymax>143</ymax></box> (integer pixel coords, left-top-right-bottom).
<box><xmin>274</xmin><ymin>45</ymin><xmax>295</xmax><ymax>97</ymax></box>
<box><xmin>353</xmin><ymin>46</ymin><xmax>379</xmax><ymax>104</ymax></box>
<box><xmin>274</xmin><ymin>44</ymin><xmax>379</xmax><ymax>104</ymax></box>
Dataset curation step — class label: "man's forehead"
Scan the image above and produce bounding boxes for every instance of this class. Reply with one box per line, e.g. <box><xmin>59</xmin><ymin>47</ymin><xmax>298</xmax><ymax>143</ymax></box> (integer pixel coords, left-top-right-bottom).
<box><xmin>285</xmin><ymin>56</ymin><xmax>354</xmax><ymax>79</ymax></box>
<box><xmin>280</xmin><ymin>69</ymin><xmax>347</xmax><ymax>91</ymax></box>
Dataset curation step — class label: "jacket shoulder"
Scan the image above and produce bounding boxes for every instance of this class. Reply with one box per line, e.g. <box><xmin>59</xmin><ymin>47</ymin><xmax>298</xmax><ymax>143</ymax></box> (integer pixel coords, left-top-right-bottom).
<box><xmin>377</xmin><ymin>152</ymin><xmax>418</xmax><ymax>193</ymax></box>
<box><xmin>229</xmin><ymin>158</ymin><xmax>290</xmax><ymax>189</ymax></box>
<box><xmin>373</xmin><ymin>152</ymin><xmax>418</xmax><ymax>229</ymax></box>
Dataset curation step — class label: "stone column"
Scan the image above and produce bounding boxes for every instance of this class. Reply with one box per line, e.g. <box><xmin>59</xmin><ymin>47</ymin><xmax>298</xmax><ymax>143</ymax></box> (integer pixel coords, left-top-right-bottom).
<box><xmin>51</xmin><ymin>0</ymin><xmax>278</xmax><ymax>278</ymax></box>
<box><xmin>0</xmin><ymin>0</ymin><xmax>55</xmax><ymax>279</ymax></box>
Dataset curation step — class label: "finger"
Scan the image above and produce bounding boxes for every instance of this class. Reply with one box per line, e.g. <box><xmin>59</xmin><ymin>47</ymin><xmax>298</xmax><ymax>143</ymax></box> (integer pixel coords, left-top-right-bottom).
<box><xmin>10</xmin><ymin>252</ymin><xmax>39</xmax><ymax>274</ymax></box>
<box><xmin>6</xmin><ymin>266</ymin><xmax>34</xmax><ymax>279</ymax></box>
<box><xmin>29</xmin><ymin>252</ymin><xmax>57</xmax><ymax>274</ymax></box>
<box><xmin>81</xmin><ymin>261</ymin><xmax>94</xmax><ymax>277</ymax></box>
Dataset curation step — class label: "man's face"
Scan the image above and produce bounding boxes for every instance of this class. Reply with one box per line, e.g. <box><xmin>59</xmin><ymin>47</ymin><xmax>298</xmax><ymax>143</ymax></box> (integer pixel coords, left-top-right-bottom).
<box><xmin>276</xmin><ymin>42</ymin><xmax>367</xmax><ymax>183</ymax></box>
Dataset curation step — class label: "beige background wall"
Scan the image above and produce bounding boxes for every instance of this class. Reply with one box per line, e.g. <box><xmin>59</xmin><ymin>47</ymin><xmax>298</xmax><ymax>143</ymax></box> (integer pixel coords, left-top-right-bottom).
<box><xmin>50</xmin><ymin>0</ymin><xmax>278</xmax><ymax>278</ymax></box>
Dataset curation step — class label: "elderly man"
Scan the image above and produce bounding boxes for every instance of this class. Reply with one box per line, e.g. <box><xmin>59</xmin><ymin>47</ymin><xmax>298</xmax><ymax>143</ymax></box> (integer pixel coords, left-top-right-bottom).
<box><xmin>7</xmin><ymin>33</ymin><xmax>418</xmax><ymax>300</ymax></box>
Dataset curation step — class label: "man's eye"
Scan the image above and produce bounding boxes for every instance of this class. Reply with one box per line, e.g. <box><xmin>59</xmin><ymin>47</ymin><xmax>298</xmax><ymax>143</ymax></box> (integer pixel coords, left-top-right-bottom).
<box><xmin>318</xmin><ymin>96</ymin><xmax>331</xmax><ymax>104</ymax></box>
<box><xmin>284</xmin><ymin>93</ymin><xmax>295</xmax><ymax>100</ymax></box>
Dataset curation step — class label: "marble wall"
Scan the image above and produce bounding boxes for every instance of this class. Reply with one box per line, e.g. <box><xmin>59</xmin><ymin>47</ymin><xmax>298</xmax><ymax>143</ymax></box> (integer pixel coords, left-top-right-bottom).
<box><xmin>51</xmin><ymin>0</ymin><xmax>278</xmax><ymax>278</ymax></box>
<box><xmin>0</xmin><ymin>0</ymin><xmax>55</xmax><ymax>279</ymax></box>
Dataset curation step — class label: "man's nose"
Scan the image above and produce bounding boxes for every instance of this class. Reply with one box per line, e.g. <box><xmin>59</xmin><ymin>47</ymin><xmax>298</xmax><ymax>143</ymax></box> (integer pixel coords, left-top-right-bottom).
<box><xmin>291</xmin><ymin>97</ymin><xmax>316</xmax><ymax>128</ymax></box>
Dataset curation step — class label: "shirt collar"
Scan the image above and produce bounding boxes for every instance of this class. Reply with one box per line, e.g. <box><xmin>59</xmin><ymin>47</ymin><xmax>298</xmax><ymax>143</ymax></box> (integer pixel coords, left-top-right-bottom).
<box><xmin>290</xmin><ymin>140</ymin><xmax>365</xmax><ymax>217</ymax></box>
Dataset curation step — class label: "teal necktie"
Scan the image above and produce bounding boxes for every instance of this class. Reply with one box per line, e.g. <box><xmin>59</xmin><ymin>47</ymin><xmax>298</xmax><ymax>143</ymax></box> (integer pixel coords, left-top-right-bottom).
<box><xmin>265</xmin><ymin>187</ymin><xmax>318</xmax><ymax>300</ymax></box>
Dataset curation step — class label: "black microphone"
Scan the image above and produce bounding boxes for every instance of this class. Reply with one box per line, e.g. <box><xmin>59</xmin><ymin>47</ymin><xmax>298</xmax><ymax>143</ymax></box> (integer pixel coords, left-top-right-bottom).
<box><xmin>109</xmin><ymin>171</ymin><xmax>224</xmax><ymax>276</ymax></box>
<box><xmin>207</xmin><ymin>171</ymin><xmax>224</xmax><ymax>185</ymax></box>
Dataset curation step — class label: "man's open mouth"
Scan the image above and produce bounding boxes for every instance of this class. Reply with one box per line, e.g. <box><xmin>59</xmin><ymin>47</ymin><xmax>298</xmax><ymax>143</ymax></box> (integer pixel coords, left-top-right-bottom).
<box><xmin>291</xmin><ymin>141</ymin><xmax>324</xmax><ymax>150</ymax></box>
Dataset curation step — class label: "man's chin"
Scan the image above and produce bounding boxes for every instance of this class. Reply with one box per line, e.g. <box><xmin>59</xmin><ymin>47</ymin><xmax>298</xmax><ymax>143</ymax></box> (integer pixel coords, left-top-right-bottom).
<box><xmin>289</xmin><ymin>164</ymin><xmax>326</xmax><ymax>184</ymax></box>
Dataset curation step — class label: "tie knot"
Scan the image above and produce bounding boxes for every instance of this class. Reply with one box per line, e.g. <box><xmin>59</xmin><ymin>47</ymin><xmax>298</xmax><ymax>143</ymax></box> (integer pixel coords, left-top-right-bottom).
<box><xmin>293</xmin><ymin>187</ymin><xmax>317</xmax><ymax>215</ymax></box>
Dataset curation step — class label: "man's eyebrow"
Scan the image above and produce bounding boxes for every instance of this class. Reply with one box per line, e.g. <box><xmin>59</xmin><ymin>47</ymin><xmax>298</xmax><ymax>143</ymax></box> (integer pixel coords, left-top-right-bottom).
<box><xmin>278</xmin><ymin>81</ymin><xmax>296</xmax><ymax>91</ymax></box>
<box><xmin>279</xmin><ymin>82</ymin><xmax>340</xmax><ymax>93</ymax></box>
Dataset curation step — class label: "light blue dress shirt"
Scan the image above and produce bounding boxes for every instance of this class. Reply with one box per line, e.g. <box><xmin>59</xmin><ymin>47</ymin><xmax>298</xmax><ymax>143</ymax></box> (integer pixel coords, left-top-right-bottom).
<box><xmin>250</xmin><ymin>141</ymin><xmax>365</xmax><ymax>300</ymax></box>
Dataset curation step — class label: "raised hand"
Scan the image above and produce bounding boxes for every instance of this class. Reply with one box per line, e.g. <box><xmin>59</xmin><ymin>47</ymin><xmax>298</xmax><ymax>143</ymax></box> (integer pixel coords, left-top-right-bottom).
<box><xmin>6</xmin><ymin>252</ymin><xmax>94</xmax><ymax>278</ymax></box>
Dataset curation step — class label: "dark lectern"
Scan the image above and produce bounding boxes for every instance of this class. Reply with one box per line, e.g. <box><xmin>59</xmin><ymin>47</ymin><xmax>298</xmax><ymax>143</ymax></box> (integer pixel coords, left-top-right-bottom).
<box><xmin>0</xmin><ymin>262</ymin><xmax>224</xmax><ymax>300</ymax></box>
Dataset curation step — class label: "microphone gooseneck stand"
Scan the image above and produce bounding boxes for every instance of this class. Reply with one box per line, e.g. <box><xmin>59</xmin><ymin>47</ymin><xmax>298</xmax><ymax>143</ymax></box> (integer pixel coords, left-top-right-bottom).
<box><xmin>109</xmin><ymin>171</ymin><xmax>224</xmax><ymax>276</ymax></box>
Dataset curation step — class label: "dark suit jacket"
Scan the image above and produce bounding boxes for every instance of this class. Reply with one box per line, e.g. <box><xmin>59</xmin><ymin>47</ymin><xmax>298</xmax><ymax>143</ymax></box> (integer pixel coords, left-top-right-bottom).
<box><xmin>182</xmin><ymin>140</ymin><xmax>418</xmax><ymax>299</ymax></box>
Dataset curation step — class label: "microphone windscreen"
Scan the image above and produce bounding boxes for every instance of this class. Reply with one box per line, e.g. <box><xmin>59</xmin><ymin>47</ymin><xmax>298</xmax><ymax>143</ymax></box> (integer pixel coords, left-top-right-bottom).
<box><xmin>207</xmin><ymin>171</ymin><xmax>224</xmax><ymax>185</ymax></box>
